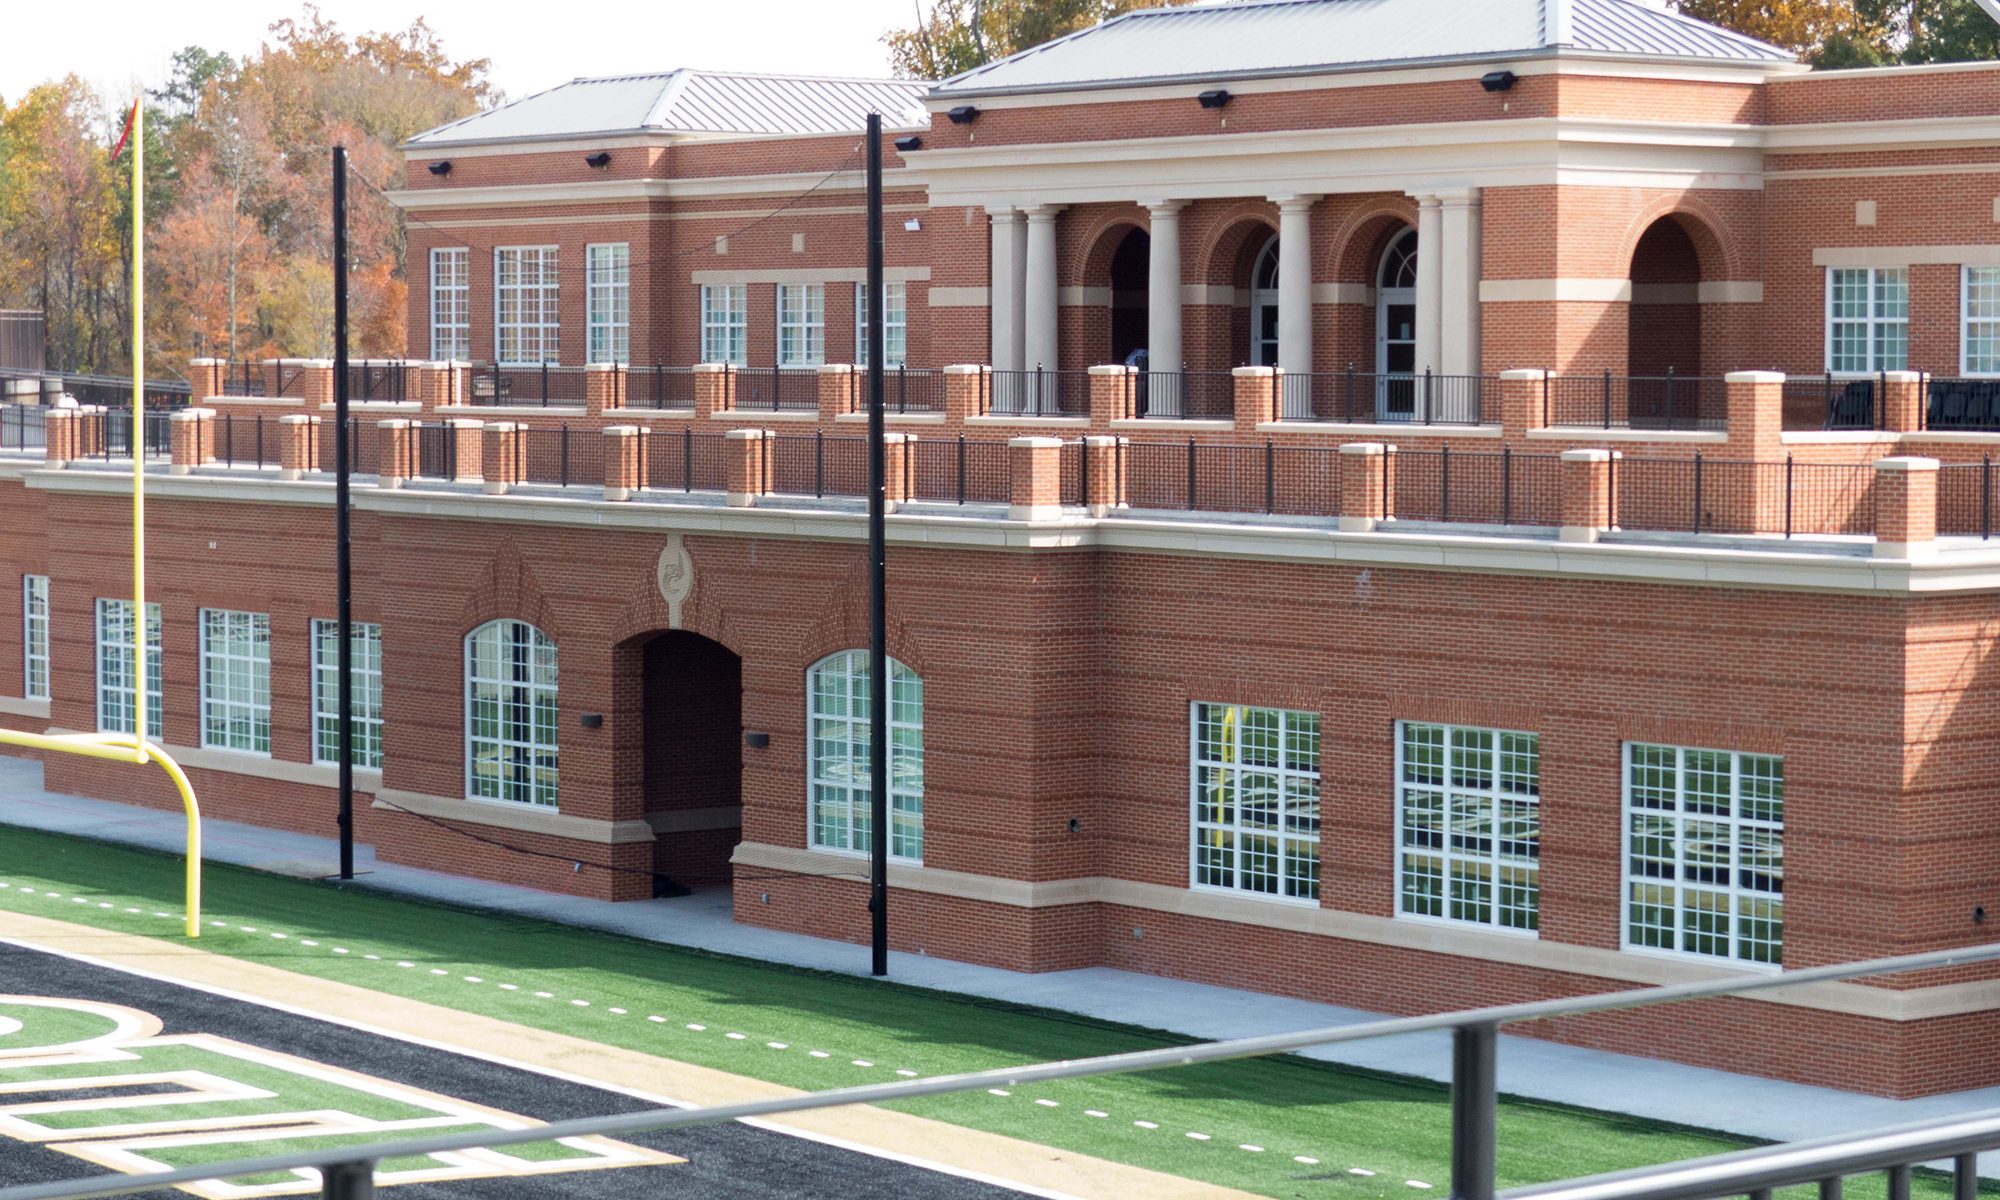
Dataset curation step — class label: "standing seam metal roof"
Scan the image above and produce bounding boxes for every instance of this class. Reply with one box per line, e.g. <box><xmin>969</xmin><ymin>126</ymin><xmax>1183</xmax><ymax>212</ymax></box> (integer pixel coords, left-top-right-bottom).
<box><xmin>930</xmin><ymin>0</ymin><xmax>1795</xmax><ymax>96</ymax></box>
<box><xmin>407</xmin><ymin>69</ymin><xmax>929</xmax><ymax>147</ymax></box>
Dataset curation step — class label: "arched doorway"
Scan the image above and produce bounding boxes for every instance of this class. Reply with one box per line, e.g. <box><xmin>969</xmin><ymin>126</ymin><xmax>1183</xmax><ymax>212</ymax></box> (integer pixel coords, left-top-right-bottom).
<box><xmin>1627</xmin><ymin>213</ymin><xmax>1721</xmax><ymax>427</ymax></box>
<box><xmin>1251</xmin><ymin>235</ymin><xmax>1281</xmax><ymax>367</ymax></box>
<box><xmin>1376</xmin><ymin>227</ymin><xmax>1419</xmax><ymax>419</ymax></box>
<box><xmin>1108</xmin><ymin>227</ymin><xmax>1150</xmax><ymax>366</ymax></box>
<box><xmin>615</xmin><ymin>630</ymin><xmax>742</xmax><ymax>897</ymax></box>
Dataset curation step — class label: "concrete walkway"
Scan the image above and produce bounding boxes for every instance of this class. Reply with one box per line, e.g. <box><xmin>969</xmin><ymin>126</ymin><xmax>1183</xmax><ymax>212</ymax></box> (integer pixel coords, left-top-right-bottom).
<box><xmin>3</xmin><ymin>754</ymin><xmax>1997</xmax><ymax>1165</ymax></box>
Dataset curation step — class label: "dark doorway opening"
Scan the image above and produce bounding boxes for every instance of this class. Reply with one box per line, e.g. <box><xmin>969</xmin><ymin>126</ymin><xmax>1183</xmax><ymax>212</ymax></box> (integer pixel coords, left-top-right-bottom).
<box><xmin>637</xmin><ymin>631</ymin><xmax>741</xmax><ymax>897</ymax></box>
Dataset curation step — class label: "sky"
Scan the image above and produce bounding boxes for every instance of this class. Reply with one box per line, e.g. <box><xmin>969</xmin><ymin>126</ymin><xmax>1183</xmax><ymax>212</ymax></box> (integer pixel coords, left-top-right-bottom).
<box><xmin>0</xmin><ymin>0</ymin><xmax>924</xmax><ymax>106</ymax></box>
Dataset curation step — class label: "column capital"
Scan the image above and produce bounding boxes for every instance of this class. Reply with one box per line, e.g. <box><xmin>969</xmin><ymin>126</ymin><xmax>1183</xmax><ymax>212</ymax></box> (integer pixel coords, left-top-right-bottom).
<box><xmin>1023</xmin><ymin>204</ymin><xmax>1065</xmax><ymax>222</ymax></box>
<box><xmin>1408</xmin><ymin>191</ymin><xmax>1444</xmax><ymax>208</ymax></box>
<box><xmin>984</xmin><ymin>205</ymin><xmax>1022</xmax><ymax>220</ymax></box>
<box><xmin>1140</xmin><ymin>199</ymin><xmax>1188</xmax><ymax>217</ymax></box>
<box><xmin>1269</xmin><ymin>194</ymin><xmax>1322</xmax><ymax>212</ymax></box>
<box><xmin>1434</xmin><ymin>186</ymin><xmax>1483</xmax><ymax>208</ymax></box>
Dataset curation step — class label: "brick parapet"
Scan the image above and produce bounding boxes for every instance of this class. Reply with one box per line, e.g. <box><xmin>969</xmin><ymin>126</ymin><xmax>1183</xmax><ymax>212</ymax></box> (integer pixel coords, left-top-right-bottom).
<box><xmin>584</xmin><ymin>363</ymin><xmax>622</xmax><ymax>417</ymax></box>
<box><xmin>724</xmin><ymin>427</ymin><xmax>769</xmax><ymax>507</ymax></box>
<box><xmin>448</xmin><ymin>418</ymin><xmax>484</xmax><ymax>483</ymax></box>
<box><xmin>1338</xmin><ymin>442</ymin><xmax>1390</xmax><ymax>532</ymax></box>
<box><xmin>1009</xmin><ymin>436</ymin><xmax>1064</xmax><ymax>520</ymax></box>
<box><xmin>693</xmin><ymin>363</ymin><xmax>736</xmax><ymax>418</ymax></box>
<box><xmin>169</xmin><ymin>410</ymin><xmax>208</xmax><ymax>476</ymax></box>
<box><xmin>376</xmin><ymin>419</ymin><xmax>413</xmax><ymax>489</ymax></box>
<box><xmin>1497</xmin><ymin>369</ymin><xmax>1549</xmax><ymax>436</ymax></box>
<box><xmin>1088</xmin><ymin>365</ymin><xmax>1134</xmax><ymax>427</ymax></box>
<box><xmin>818</xmin><ymin>364</ymin><xmax>858</xmax><ymax>422</ymax></box>
<box><xmin>1082</xmin><ymin>435</ymin><xmax>1127</xmax><ymax>516</ymax></box>
<box><xmin>942</xmin><ymin>365</ymin><xmax>987</xmax><ymax>422</ymax></box>
<box><xmin>1560</xmin><ymin>448</ymin><xmax>1617</xmax><ymax>542</ymax></box>
<box><xmin>483</xmin><ymin>422</ymin><xmax>523</xmax><ymax>494</ymax></box>
<box><xmin>1874</xmin><ymin>455</ymin><xmax>1939</xmax><ymax>557</ymax></box>
<box><xmin>1233</xmin><ymin>366</ymin><xmax>1279</xmax><ymax>434</ymax></box>
<box><xmin>277</xmin><ymin>415</ymin><xmax>318</xmax><ymax>480</ymax></box>
<box><xmin>603</xmin><ymin>426</ymin><xmax>640</xmax><ymax>500</ymax></box>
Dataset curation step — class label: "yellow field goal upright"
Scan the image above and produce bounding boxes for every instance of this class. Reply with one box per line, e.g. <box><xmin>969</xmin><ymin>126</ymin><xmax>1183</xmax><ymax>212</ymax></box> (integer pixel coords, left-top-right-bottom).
<box><xmin>0</xmin><ymin>101</ymin><xmax>202</xmax><ymax>937</ymax></box>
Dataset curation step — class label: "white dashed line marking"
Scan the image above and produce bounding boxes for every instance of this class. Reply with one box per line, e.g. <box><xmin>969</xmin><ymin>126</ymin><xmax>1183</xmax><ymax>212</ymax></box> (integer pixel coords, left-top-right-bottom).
<box><xmin>1034</xmin><ymin>1099</ymin><xmax>1059</xmax><ymax>1108</ymax></box>
<box><xmin>895</xmin><ymin>1070</ymin><xmax>918</xmax><ymax>1078</ymax></box>
<box><xmin>153</xmin><ymin>912</ymin><xmax>172</xmax><ymax>919</ymax></box>
<box><xmin>300</xmin><ymin>939</ymin><xmax>317</xmax><ymax>947</ymax></box>
<box><xmin>766</xmin><ymin>1042</ymin><xmax>787</xmax><ymax>1050</ymax></box>
<box><xmin>987</xmin><ymin>1089</ymin><xmax>1011</xmax><ymax>1097</ymax></box>
<box><xmin>363</xmin><ymin>955</ymin><xmax>381</xmax><ymax>961</ymax></box>
<box><xmin>809</xmin><ymin>1051</ymin><xmax>829</xmax><ymax>1058</ymax></box>
<box><xmin>240</xmin><ymin>926</ymin><xmax>257</xmax><ymax>932</ymax></box>
<box><xmin>609</xmin><ymin>1007</ymin><xmax>627</xmax><ymax>1015</ymax></box>
<box><xmin>1085</xmin><ymin>1110</ymin><xmax>1108</xmax><ymax>1119</ymax></box>
<box><xmin>271</xmin><ymin>932</ymin><xmax>288</xmax><ymax>939</ymax></box>
<box><xmin>1186</xmin><ymin>1132</ymin><xmax>1211</xmax><ymax>1142</ymax></box>
<box><xmin>1295</xmin><ymin>1156</ymin><xmax>1320</xmax><ymax>1166</ymax></box>
<box><xmin>396</xmin><ymin>962</ymin><xmax>415</xmax><ymax>969</ymax></box>
<box><xmin>430</xmin><ymin>969</ymin><xmax>449</xmax><ymax>976</ymax></box>
<box><xmin>1239</xmin><ymin>1144</ymin><xmax>1264</xmax><ymax>1153</ymax></box>
<box><xmin>498</xmin><ymin>984</ymin><xmax>518</xmax><ymax>991</ymax></box>
<box><xmin>464</xmin><ymin>977</ymin><xmax>483</xmax><ymax>984</ymax></box>
<box><xmin>533</xmin><ymin>992</ymin><xmax>554</xmax><ymax>999</ymax></box>
<box><xmin>725</xmin><ymin>1033</ymin><xmax>747</xmax><ymax>1041</ymax></box>
<box><xmin>851</xmin><ymin>1060</ymin><xmax>873</xmax><ymax>1068</ymax></box>
<box><xmin>123</xmin><ymin>907</ymin><xmax>140</xmax><ymax>914</ymax></box>
<box><xmin>97</xmin><ymin>902</ymin><xmax>113</xmax><ymax>909</ymax></box>
<box><xmin>570</xmin><ymin>1000</ymin><xmax>589</xmax><ymax>1007</ymax></box>
<box><xmin>1350</xmin><ymin>1169</ymin><xmax>1377</xmax><ymax>1177</ymax></box>
<box><xmin>683</xmin><ymin>1022</ymin><xmax>701</xmax><ymax>1030</ymax></box>
<box><xmin>1134</xmin><ymin>1121</ymin><xmax>1159</xmax><ymax>1130</ymax></box>
<box><xmin>1407</xmin><ymin>1182</ymin><xmax>1433</xmax><ymax>1190</ymax></box>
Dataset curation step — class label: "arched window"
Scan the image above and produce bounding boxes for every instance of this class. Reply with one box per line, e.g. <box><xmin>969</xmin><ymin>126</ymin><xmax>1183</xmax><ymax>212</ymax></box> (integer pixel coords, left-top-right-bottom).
<box><xmin>1380</xmin><ymin>228</ymin><xmax>1419</xmax><ymax>290</ymax></box>
<box><xmin>466</xmin><ymin>619</ymin><xmax>559</xmax><ymax>807</ymax></box>
<box><xmin>808</xmin><ymin>651</ymin><xmax>923</xmax><ymax>861</ymax></box>
<box><xmin>1253</xmin><ymin>235</ymin><xmax>1280</xmax><ymax>290</ymax></box>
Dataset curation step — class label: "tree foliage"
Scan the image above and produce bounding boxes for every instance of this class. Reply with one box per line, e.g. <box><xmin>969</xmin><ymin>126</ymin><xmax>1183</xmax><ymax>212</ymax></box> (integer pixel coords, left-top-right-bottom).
<box><xmin>1675</xmin><ymin>0</ymin><xmax>1999</xmax><ymax>65</ymax></box>
<box><xmin>0</xmin><ymin>5</ymin><xmax>490</xmax><ymax>376</ymax></box>
<box><xmin>884</xmin><ymin>0</ymin><xmax>1194</xmax><ymax>79</ymax></box>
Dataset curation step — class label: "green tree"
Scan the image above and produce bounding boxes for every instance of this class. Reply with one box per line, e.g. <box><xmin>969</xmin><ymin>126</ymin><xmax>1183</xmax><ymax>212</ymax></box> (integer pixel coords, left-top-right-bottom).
<box><xmin>884</xmin><ymin>0</ymin><xmax>1192</xmax><ymax>80</ymax></box>
<box><xmin>1676</xmin><ymin>0</ymin><xmax>1999</xmax><ymax>65</ymax></box>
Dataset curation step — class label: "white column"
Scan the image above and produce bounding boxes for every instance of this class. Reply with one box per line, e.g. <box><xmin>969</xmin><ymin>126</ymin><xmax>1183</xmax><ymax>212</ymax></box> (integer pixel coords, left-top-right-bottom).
<box><xmin>1143</xmin><ymin>200</ymin><xmax>1185</xmax><ymax>374</ymax></box>
<box><xmin>987</xmin><ymin>207</ymin><xmax>1024</xmax><ymax>372</ymax></box>
<box><xmin>1023</xmin><ymin>205</ymin><xmax>1062</xmax><ymax>373</ymax></box>
<box><xmin>1437</xmin><ymin>188</ymin><xmax>1484</xmax><ymax>378</ymax></box>
<box><xmin>1275</xmin><ymin>195</ymin><xmax>1318</xmax><ymax>399</ymax></box>
<box><xmin>1413</xmin><ymin>193</ymin><xmax>1444</xmax><ymax>375</ymax></box>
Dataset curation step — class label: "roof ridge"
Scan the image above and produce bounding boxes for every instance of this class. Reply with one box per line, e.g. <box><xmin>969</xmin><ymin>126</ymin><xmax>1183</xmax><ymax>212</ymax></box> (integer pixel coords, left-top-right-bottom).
<box><xmin>1587</xmin><ymin>0</ymin><xmax>1794</xmax><ymax>57</ymax></box>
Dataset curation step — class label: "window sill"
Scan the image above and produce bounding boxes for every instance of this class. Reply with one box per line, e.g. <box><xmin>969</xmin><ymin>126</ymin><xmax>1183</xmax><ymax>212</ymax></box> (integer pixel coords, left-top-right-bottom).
<box><xmin>1617</xmin><ymin>941</ymin><xmax>1783</xmax><ymax>975</ymax></box>
<box><xmin>1187</xmin><ymin>882</ymin><xmax>1321</xmax><ymax>909</ymax></box>
<box><xmin>1394</xmin><ymin>911</ymin><xmax>1540</xmax><ymax>940</ymax></box>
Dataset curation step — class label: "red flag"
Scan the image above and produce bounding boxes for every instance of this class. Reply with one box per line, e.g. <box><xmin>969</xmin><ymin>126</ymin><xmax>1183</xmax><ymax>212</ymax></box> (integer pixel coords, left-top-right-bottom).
<box><xmin>109</xmin><ymin>100</ymin><xmax>138</xmax><ymax>161</ymax></box>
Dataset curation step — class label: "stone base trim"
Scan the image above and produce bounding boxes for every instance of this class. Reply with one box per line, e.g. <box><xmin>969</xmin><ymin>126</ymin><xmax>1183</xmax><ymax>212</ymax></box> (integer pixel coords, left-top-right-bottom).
<box><xmin>373</xmin><ymin>788</ymin><xmax>655</xmax><ymax>845</ymax></box>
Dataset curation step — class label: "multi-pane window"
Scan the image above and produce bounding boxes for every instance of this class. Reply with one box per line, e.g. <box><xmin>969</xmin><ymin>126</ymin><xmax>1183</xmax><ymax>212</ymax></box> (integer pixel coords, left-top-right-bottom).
<box><xmin>586</xmin><ymin>243</ymin><xmax>630</xmax><ymax>364</ymax></box>
<box><xmin>94</xmin><ymin>599</ymin><xmax>162</xmax><ymax>738</ymax></box>
<box><xmin>429</xmin><ymin>248</ymin><xmax>470</xmax><ymax>361</ymax></box>
<box><xmin>808</xmin><ymin>652</ymin><xmax>923</xmax><ymax>861</ymax></box>
<box><xmin>313</xmin><ymin>619</ymin><xmax>383</xmax><ymax>769</ymax></box>
<box><xmin>495</xmin><ymin>246</ymin><xmax>559</xmax><ymax>366</ymax></box>
<box><xmin>778</xmin><ymin>284</ymin><xmax>825</xmax><ymax>367</ymax></box>
<box><xmin>21</xmin><ymin>575</ymin><xmax>48</xmax><ymax>701</ymax></box>
<box><xmin>465</xmin><ymin>619</ymin><xmax>558</xmax><ymax>807</ymax></box>
<box><xmin>1965</xmin><ymin>267</ymin><xmax>2000</xmax><ymax>376</ymax></box>
<box><xmin>854</xmin><ymin>282</ymin><xmax>907</xmax><ymax>367</ymax></box>
<box><xmin>200</xmin><ymin>609</ymin><xmax>271</xmax><ymax>753</ymax></box>
<box><xmin>1625</xmin><ymin>743</ymin><xmax>1784</xmax><ymax>965</ymax></box>
<box><xmin>700</xmin><ymin>284</ymin><xmax>747</xmax><ymax>366</ymax></box>
<box><xmin>1191</xmin><ymin>703</ymin><xmax>1321</xmax><ymax>902</ymax></box>
<box><xmin>1397</xmin><ymin>723</ymin><xmax>1541</xmax><ymax>932</ymax></box>
<box><xmin>1828</xmin><ymin>267</ymin><xmax>1908</xmax><ymax>373</ymax></box>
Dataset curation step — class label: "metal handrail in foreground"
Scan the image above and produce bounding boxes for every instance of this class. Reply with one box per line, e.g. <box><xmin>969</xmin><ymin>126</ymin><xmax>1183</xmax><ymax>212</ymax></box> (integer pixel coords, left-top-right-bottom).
<box><xmin>2</xmin><ymin>942</ymin><xmax>1998</xmax><ymax>1200</ymax></box>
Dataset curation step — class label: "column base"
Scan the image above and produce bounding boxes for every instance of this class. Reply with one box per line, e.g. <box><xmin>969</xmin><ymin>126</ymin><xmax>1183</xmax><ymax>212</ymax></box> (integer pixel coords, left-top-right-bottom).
<box><xmin>1559</xmin><ymin>526</ymin><xmax>1601</xmax><ymax>544</ymax></box>
<box><xmin>1338</xmin><ymin>515</ymin><xmax>1377</xmax><ymax>534</ymax></box>
<box><xmin>604</xmin><ymin>486</ymin><xmax>633</xmax><ymax>502</ymax></box>
<box><xmin>483</xmin><ymin>481</ymin><xmax>511</xmax><ymax>496</ymax></box>
<box><xmin>1010</xmin><ymin>503</ymin><xmax>1061</xmax><ymax>523</ymax></box>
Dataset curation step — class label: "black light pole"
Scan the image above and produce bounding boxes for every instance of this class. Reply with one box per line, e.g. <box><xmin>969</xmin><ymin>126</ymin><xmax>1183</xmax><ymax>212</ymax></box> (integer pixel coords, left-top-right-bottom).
<box><xmin>865</xmin><ymin>113</ymin><xmax>888</xmax><ymax>977</ymax></box>
<box><xmin>333</xmin><ymin>145</ymin><xmax>355</xmax><ymax>881</ymax></box>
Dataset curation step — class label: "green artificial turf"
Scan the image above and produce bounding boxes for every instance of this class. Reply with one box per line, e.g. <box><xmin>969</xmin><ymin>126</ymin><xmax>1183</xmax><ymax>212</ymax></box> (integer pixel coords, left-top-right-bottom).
<box><xmin>0</xmin><ymin>826</ymin><xmax>1976</xmax><ymax>1200</ymax></box>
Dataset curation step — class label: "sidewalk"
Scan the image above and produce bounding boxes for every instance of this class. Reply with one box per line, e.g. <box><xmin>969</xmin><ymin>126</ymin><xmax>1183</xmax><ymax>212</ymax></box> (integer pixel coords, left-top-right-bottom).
<box><xmin>4</xmin><ymin>754</ymin><xmax>1997</xmax><ymax>1163</ymax></box>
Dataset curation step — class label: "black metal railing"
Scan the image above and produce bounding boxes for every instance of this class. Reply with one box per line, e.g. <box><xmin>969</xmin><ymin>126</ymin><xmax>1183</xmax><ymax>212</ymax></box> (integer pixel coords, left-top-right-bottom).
<box><xmin>1392</xmin><ymin>446</ymin><xmax>1566</xmax><ymax>525</ymax></box>
<box><xmin>636</xmin><ymin>426</ymin><xmax>727</xmax><ymax>493</ymax></box>
<box><xmin>347</xmin><ymin>361</ymin><xmax>406</xmax><ymax>403</ymax></box>
<box><xmin>1543</xmin><ymin>371</ymin><xmax>1726</xmax><ymax>431</ymax></box>
<box><xmin>1923</xmin><ymin>375</ymin><xmax>2000</xmax><ymax>431</ymax></box>
<box><xmin>858</xmin><ymin>366</ymin><xmax>948</xmax><ymax>414</ymax></box>
<box><xmin>1276</xmin><ymin>369</ymin><xmax>1488</xmax><ymax>425</ymax></box>
<box><xmin>1938</xmin><ymin>456</ymin><xmax>1996</xmax><ymax>538</ymax></box>
<box><xmin>1781</xmin><ymin>374</ymin><xmax>1882</xmax><ymax>431</ymax></box>
<box><xmin>1131</xmin><ymin>370</ymin><xmax>1236</xmax><ymax>420</ymax></box>
<box><xmin>0</xmin><ymin>404</ymin><xmax>46</xmax><ymax>451</ymax></box>
<box><xmin>984</xmin><ymin>368</ymin><xmax>1090</xmax><ymax>417</ymax></box>
<box><xmin>618</xmin><ymin>364</ymin><xmax>698</xmax><ymax>411</ymax></box>
<box><xmin>469</xmin><ymin>364</ymin><xmax>590</xmax><ymax>407</ymax></box>
<box><xmin>910</xmin><ymin>435</ymin><xmax>1010</xmax><ymax>504</ymax></box>
<box><xmin>413</xmin><ymin>423</ymin><xmax>459</xmax><ymax>480</ymax></box>
<box><xmin>100</xmin><ymin>410</ymin><xmax>173</xmax><ymax>459</ymax></box>
<box><xmin>1610</xmin><ymin>454</ymin><xmax>1875</xmax><ymax>538</ymax></box>
<box><xmin>212</xmin><ymin>413</ymin><xmax>281</xmax><ymax>467</ymax></box>
<box><xmin>732</xmin><ymin>366</ymin><xmax>821</xmax><ymax>412</ymax></box>
<box><xmin>216</xmin><ymin>360</ymin><xmax>267</xmax><ymax>397</ymax></box>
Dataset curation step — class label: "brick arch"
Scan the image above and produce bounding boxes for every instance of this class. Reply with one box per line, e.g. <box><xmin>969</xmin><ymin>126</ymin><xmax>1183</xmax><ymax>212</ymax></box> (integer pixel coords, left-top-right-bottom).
<box><xmin>1618</xmin><ymin>200</ymin><xmax>1736</xmax><ymax>283</ymax></box>
<box><xmin>1329</xmin><ymin>201</ymin><xmax>1419</xmax><ymax>284</ymax></box>
<box><xmin>798</xmin><ymin>560</ymin><xmax>932</xmax><ymax>681</ymax></box>
<box><xmin>607</xmin><ymin>539</ymin><xmax>748</xmax><ymax>660</ymax></box>
<box><xmin>455</xmin><ymin>537</ymin><xmax>562</xmax><ymax>644</ymax></box>
<box><xmin>1071</xmin><ymin>209</ymin><xmax>1149</xmax><ymax>286</ymax></box>
<box><xmin>1191</xmin><ymin>203</ymin><xmax>1279</xmax><ymax>287</ymax></box>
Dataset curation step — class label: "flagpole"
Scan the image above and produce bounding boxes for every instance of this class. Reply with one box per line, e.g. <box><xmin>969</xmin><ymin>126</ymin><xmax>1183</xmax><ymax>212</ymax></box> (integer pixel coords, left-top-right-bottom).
<box><xmin>131</xmin><ymin>100</ymin><xmax>147</xmax><ymax>764</ymax></box>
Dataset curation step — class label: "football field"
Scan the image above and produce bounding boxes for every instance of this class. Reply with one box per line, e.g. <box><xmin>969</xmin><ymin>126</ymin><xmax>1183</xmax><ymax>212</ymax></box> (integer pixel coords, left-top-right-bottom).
<box><xmin>0</xmin><ymin>938</ymin><xmax>1037</xmax><ymax>1199</ymax></box>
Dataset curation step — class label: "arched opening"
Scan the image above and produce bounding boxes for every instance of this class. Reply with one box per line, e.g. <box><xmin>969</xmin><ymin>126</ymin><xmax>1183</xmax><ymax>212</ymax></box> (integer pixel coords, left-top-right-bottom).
<box><xmin>613</xmin><ymin>629</ymin><xmax>742</xmax><ymax>897</ymax></box>
<box><xmin>1376</xmin><ymin>227</ymin><xmax>1420</xmax><ymax>419</ymax></box>
<box><xmin>1108</xmin><ymin>227</ymin><xmax>1150</xmax><ymax>367</ymax></box>
<box><xmin>1628</xmin><ymin>217</ymin><xmax>1706</xmax><ymax>379</ymax></box>
<box><xmin>1250</xmin><ymin>235</ymin><xmax>1281</xmax><ymax>368</ymax></box>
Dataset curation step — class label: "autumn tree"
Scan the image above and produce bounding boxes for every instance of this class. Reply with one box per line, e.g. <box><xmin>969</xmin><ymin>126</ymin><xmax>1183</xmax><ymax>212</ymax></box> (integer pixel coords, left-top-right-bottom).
<box><xmin>1676</xmin><ymin>0</ymin><xmax>1999</xmax><ymax>65</ymax></box>
<box><xmin>885</xmin><ymin>0</ymin><xmax>1194</xmax><ymax>79</ymax></box>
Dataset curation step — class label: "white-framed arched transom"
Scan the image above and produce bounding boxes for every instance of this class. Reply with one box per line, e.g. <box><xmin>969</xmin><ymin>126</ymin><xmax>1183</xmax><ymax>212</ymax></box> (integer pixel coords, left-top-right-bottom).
<box><xmin>1251</xmin><ymin>234</ymin><xmax>1281</xmax><ymax>368</ymax></box>
<box><xmin>1375</xmin><ymin>227</ymin><xmax>1420</xmax><ymax>419</ymax></box>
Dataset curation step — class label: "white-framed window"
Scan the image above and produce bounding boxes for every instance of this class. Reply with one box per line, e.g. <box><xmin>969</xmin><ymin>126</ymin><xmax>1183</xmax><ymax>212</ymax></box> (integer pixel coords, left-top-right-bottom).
<box><xmin>1396</xmin><ymin>722</ymin><xmax>1540</xmax><ymax>932</ymax></box>
<box><xmin>700</xmin><ymin>284</ymin><xmax>747</xmax><ymax>366</ymax></box>
<box><xmin>807</xmin><ymin>651</ymin><xmax>923</xmax><ymax>860</ymax></box>
<box><xmin>495</xmin><ymin>246</ymin><xmax>559</xmax><ymax>366</ymax></box>
<box><xmin>94</xmin><ymin>598</ymin><xmax>161</xmax><ymax>738</ymax></box>
<box><xmin>1191</xmin><ymin>702</ymin><xmax>1320</xmax><ymax>902</ymax></box>
<box><xmin>778</xmin><ymin>283</ymin><xmax>825</xmax><ymax>367</ymax></box>
<box><xmin>199</xmin><ymin>609</ymin><xmax>270</xmax><ymax>754</ymax></box>
<box><xmin>1624</xmin><ymin>743</ymin><xmax>1783</xmax><ymax>966</ymax></box>
<box><xmin>466</xmin><ymin>619</ymin><xmax>558</xmax><ymax>807</ymax></box>
<box><xmin>429</xmin><ymin>247</ymin><xmax>470</xmax><ymax>361</ymax></box>
<box><xmin>1827</xmin><ymin>266</ymin><xmax>1908</xmax><ymax>373</ymax></box>
<box><xmin>313</xmin><ymin>619</ymin><xmax>383</xmax><ymax>769</ymax></box>
<box><xmin>1964</xmin><ymin>267</ymin><xmax>2000</xmax><ymax>377</ymax></box>
<box><xmin>854</xmin><ymin>282</ymin><xmax>907</xmax><ymax>367</ymax></box>
<box><xmin>586</xmin><ymin>243</ymin><xmax>630</xmax><ymax>364</ymax></box>
<box><xmin>22</xmin><ymin>575</ymin><xmax>48</xmax><ymax>701</ymax></box>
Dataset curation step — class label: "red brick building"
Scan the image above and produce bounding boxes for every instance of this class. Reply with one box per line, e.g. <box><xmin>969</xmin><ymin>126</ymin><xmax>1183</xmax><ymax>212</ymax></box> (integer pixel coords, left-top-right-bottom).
<box><xmin>8</xmin><ymin>0</ymin><xmax>2000</xmax><ymax>1098</ymax></box>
